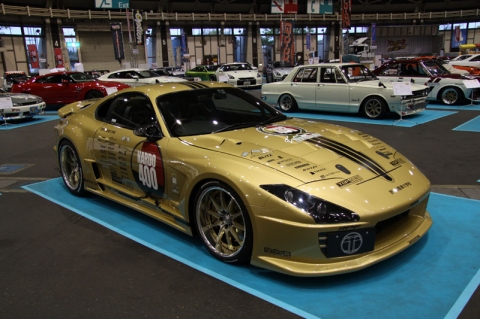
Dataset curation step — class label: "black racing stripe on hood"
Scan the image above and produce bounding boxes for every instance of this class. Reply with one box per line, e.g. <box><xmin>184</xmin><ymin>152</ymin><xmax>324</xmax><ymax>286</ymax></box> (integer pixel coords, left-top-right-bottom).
<box><xmin>181</xmin><ymin>82</ymin><xmax>210</xmax><ymax>89</ymax></box>
<box><xmin>309</xmin><ymin>136</ymin><xmax>393</xmax><ymax>182</ymax></box>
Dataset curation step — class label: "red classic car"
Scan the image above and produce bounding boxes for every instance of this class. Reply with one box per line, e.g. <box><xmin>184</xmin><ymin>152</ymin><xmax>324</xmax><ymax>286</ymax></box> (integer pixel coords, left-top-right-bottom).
<box><xmin>11</xmin><ymin>72</ymin><xmax>130</xmax><ymax>106</ymax></box>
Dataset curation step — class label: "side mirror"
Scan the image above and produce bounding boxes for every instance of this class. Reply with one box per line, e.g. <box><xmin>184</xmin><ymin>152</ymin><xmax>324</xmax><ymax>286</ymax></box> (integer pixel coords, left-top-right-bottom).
<box><xmin>134</xmin><ymin>123</ymin><xmax>163</xmax><ymax>141</ymax></box>
<box><xmin>132</xmin><ymin>75</ymin><xmax>139</xmax><ymax>80</ymax></box>
<box><xmin>62</xmin><ymin>79</ymin><xmax>69</xmax><ymax>84</ymax></box>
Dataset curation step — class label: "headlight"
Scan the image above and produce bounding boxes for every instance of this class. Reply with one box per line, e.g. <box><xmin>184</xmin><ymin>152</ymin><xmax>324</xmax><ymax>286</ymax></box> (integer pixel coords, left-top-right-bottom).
<box><xmin>257</xmin><ymin>73</ymin><xmax>262</xmax><ymax>78</ymax></box>
<box><xmin>260</xmin><ymin>184</ymin><xmax>360</xmax><ymax>224</ymax></box>
<box><xmin>274</xmin><ymin>71</ymin><xmax>281</xmax><ymax>76</ymax></box>
<box><xmin>227</xmin><ymin>74</ymin><xmax>235</xmax><ymax>79</ymax></box>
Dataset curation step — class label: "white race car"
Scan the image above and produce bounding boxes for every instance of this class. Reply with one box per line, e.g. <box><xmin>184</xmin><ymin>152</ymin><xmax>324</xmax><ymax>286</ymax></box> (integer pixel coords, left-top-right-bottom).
<box><xmin>97</xmin><ymin>68</ymin><xmax>187</xmax><ymax>87</ymax></box>
<box><xmin>0</xmin><ymin>89</ymin><xmax>46</xmax><ymax>120</ymax></box>
<box><xmin>216</xmin><ymin>62</ymin><xmax>262</xmax><ymax>88</ymax></box>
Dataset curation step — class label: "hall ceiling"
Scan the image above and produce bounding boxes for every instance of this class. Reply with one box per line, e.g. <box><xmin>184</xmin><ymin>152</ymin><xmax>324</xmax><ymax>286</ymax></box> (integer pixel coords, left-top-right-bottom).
<box><xmin>2</xmin><ymin>0</ymin><xmax>477</xmax><ymax>14</ymax></box>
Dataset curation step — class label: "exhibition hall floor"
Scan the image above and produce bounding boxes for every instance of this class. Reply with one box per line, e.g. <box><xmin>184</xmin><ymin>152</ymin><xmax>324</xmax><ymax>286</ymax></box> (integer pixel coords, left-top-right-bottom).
<box><xmin>1</xmin><ymin>96</ymin><xmax>479</xmax><ymax>319</ymax></box>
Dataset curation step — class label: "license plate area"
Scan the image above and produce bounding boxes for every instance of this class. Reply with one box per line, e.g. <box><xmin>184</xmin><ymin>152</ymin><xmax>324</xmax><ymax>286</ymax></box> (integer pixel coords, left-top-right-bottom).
<box><xmin>30</xmin><ymin>106</ymin><xmax>39</xmax><ymax>114</ymax></box>
<box><xmin>326</xmin><ymin>228</ymin><xmax>376</xmax><ymax>258</ymax></box>
<box><xmin>243</xmin><ymin>81</ymin><xmax>250</xmax><ymax>85</ymax></box>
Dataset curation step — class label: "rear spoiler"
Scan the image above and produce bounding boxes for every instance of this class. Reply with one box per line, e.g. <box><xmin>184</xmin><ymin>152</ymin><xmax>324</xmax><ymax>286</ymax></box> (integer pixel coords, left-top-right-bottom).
<box><xmin>57</xmin><ymin>99</ymin><xmax>100</xmax><ymax>118</ymax></box>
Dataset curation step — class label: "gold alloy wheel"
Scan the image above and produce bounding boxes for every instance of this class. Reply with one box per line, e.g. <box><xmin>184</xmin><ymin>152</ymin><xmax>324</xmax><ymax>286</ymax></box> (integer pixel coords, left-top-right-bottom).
<box><xmin>196</xmin><ymin>184</ymin><xmax>248</xmax><ymax>260</ymax></box>
<box><xmin>59</xmin><ymin>142</ymin><xmax>84</xmax><ymax>194</ymax></box>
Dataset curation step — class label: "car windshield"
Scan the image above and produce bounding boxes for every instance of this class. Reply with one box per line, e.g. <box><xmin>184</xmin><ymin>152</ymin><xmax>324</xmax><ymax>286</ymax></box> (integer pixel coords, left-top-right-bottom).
<box><xmin>151</xmin><ymin>69</ymin><xmax>171</xmax><ymax>76</ymax></box>
<box><xmin>206</xmin><ymin>65</ymin><xmax>220</xmax><ymax>71</ymax></box>
<box><xmin>222</xmin><ymin>64</ymin><xmax>253</xmax><ymax>71</ymax></box>
<box><xmin>156</xmin><ymin>87</ymin><xmax>286</xmax><ymax>137</ymax></box>
<box><xmin>137</xmin><ymin>70</ymin><xmax>162</xmax><ymax>78</ymax></box>
<box><xmin>70</xmin><ymin>73</ymin><xmax>96</xmax><ymax>82</ymax></box>
<box><xmin>422</xmin><ymin>60</ymin><xmax>450</xmax><ymax>76</ymax></box>
<box><xmin>340</xmin><ymin>64</ymin><xmax>377</xmax><ymax>82</ymax></box>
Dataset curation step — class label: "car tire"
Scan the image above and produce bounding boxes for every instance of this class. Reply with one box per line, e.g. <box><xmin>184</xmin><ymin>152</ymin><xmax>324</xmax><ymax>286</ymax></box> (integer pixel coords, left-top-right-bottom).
<box><xmin>209</xmin><ymin>74</ymin><xmax>217</xmax><ymax>81</ymax></box>
<box><xmin>278</xmin><ymin>94</ymin><xmax>298</xmax><ymax>112</ymax></box>
<box><xmin>194</xmin><ymin>180</ymin><xmax>253</xmax><ymax>264</ymax></box>
<box><xmin>362</xmin><ymin>96</ymin><xmax>387</xmax><ymax>119</ymax></box>
<box><xmin>439</xmin><ymin>87</ymin><xmax>463</xmax><ymax>105</ymax></box>
<box><xmin>58</xmin><ymin>140</ymin><xmax>87</xmax><ymax>196</ymax></box>
<box><xmin>85</xmin><ymin>90</ymin><xmax>104</xmax><ymax>99</ymax></box>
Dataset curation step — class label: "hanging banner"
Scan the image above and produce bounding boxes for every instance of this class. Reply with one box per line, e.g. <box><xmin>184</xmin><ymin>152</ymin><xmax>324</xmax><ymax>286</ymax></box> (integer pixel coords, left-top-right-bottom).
<box><xmin>280</xmin><ymin>20</ymin><xmax>295</xmax><ymax>65</ymax></box>
<box><xmin>341</xmin><ymin>0</ymin><xmax>352</xmax><ymax>29</ymax></box>
<box><xmin>27</xmin><ymin>44</ymin><xmax>39</xmax><ymax>68</ymax></box>
<box><xmin>371</xmin><ymin>23</ymin><xmax>377</xmax><ymax>46</ymax></box>
<box><xmin>181</xmin><ymin>32</ymin><xmax>187</xmax><ymax>55</ymax></box>
<box><xmin>271</xmin><ymin>0</ymin><xmax>298</xmax><ymax>14</ymax></box>
<box><xmin>111</xmin><ymin>23</ymin><xmax>125</xmax><ymax>61</ymax></box>
<box><xmin>133</xmin><ymin>10</ymin><xmax>144</xmax><ymax>46</ymax></box>
<box><xmin>307</xmin><ymin>0</ymin><xmax>333</xmax><ymax>14</ymax></box>
<box><xmin>54</xmin><ymin>48</ymin><xmax>64</xmax><ymax>68</ymax></box>
<box><xmin>126</xmin><ymin>9</ymin><xmax>133</xmax><ymax>43</ymax></box>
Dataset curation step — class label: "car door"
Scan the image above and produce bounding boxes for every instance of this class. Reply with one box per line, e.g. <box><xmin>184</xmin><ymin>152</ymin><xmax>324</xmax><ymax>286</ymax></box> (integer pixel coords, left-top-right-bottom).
<box><xmin>314</xmin><ymin>66</ymin><xmax>350</xmax><ymax>111</ymax></box>
<box><xmin>32</xmin><ymin>74</ymin><xmax>75</xmax><ymax>104</ymax></box>
<box><xmin>288</xmin><ymin>66</ymin><xmax>318</xmax><ymax>108</ymax></box>
<box><xmin>93</xmin><ymin>92</ymin><xmax>168</xmax><ymax>199</ymax></box>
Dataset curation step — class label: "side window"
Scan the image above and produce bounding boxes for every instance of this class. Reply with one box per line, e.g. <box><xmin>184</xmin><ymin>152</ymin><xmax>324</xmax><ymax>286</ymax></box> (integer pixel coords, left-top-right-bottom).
<box><xmin>293</xmin><ymin>67</ymin><xmax>317</xmax><ymax>83</ymax></box>
<box><xmin>96</xmin><ymin>93</ymin><xmax>156</xmax><ymax>129</ymax></box>
<box><xmin>320</xmin><ymin>67</ymin><xmax>336</xmax><ymax>83</ymax></box>
<box><xmin>470</xmin><ymin>55</ymin><xmax>480</xmax><ymax>62</ymax></box>
<box><xmin>44</xmin><ymin>75</ymin><xmax>63</xmax><ymax>83</ymax></box>
<box><xmin>380</xmin><ymin>63</ymin><xmax>400</xmax><ymax>76</ymax></box>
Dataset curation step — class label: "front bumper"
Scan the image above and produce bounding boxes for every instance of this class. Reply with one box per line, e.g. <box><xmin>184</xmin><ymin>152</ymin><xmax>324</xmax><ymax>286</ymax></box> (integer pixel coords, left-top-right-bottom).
<box><xmin>0</xmin><ymin>102</ymin><xmax>46</xmax><ymax>120</ymax></box>
<box><xmin>249</xmin><ymin>192</ymin><xmax>432</xmax><ymax>276</ymax></box>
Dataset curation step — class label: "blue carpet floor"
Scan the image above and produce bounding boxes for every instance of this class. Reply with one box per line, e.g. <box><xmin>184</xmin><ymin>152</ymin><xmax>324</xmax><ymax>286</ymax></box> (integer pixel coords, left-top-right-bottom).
<box><xmin>287</xmin><ymin>109</ymin><xmax>455</xmax><ymax>127</ymax></box>
<box><xmin>453</xmin><ymin>115</ymin><xmax>480</xmax><ymax>132</ymax></box>
<box><xmin>427</xmin><ymin>102</ymin><xmax>480</xmax><ymax>111</ymax></box>
<box><xmin>23</xmin><ymin>178</ymin><xmax>480</xmax><ymax>319</ymax></box>
<box><xmin>0</xmin><ymin>114</ymin><xmax>58</xmax><ymax>130</ymax></box>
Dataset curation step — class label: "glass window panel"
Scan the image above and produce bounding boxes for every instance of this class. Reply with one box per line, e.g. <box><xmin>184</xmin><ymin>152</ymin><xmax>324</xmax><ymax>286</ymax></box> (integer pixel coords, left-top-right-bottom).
<box><xmin>192</xmin><ymin>28</ymin><xmax>202</xmax><ymax>36</ymax></box>
<box><xmin>63</xmin><ymin>27</ymin><xmax>75</xmax><ymax>36</ymax></box>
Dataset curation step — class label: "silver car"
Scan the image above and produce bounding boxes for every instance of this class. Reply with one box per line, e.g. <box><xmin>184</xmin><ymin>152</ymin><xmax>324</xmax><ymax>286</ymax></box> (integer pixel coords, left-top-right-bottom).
<box><xmin>0</xmin><ymin>89</ymin><xmax>46</xmax><ymax>120</ymax></box>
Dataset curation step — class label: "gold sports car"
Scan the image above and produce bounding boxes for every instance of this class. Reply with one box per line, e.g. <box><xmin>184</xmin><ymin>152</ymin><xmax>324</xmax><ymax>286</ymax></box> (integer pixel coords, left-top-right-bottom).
<box><xmin>54</xmin><ymin>82</ymin><xmax>432</xmax><ymax>276</ymax></box>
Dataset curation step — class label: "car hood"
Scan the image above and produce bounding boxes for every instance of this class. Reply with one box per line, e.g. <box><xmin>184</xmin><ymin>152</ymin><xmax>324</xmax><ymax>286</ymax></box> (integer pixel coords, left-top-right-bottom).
<box><xmin>180</xmin><ymin>118</ymin><xmax>424</xmax><ymax>186</ymax></box>
<box><xmin>222</xmin><ymin>70</ymin><xmax>258</xmax><ymax>77</ymax></box>
<box><xmin>354</xmin><ymin>79</ymin><xmax>427</xmax><ymax>91</ymax></box>
<box><xmin>0</xmin><ymin>92</ymin><xmax>42</xmax><ymax>103</ymax></box>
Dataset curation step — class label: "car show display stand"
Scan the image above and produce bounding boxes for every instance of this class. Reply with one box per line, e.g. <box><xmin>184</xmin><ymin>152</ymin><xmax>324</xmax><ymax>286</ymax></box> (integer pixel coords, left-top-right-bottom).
<box><xmin>0</xmin><ymin>97</ymin><xmax>13</xmax><ymax>126</ymax></box>
<box><xmin>462</xmin><ymin>79</ymin><xmax>480</xmax><ymax>107</ymax></box>
<box><xmin>391</xmin><ymin>81</ymin><xmax>417</xmax><ymax>126</ymax></box>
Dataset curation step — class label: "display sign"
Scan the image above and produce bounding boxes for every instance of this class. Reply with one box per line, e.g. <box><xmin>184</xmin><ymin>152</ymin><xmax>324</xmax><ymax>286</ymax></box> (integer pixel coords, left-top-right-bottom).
<box><xmin>280</xmin><ymin>21</ymin><xmax>295</xmax><ymax>65</ymax></box>
<box><xmin>27</xmin><ymin>44</ymin><xmax>39</xmax><ymax>68</ymax></box>
<box><xmin>133</xmin><ymin>10</ymin><xmax>144</xmax><ymax>46</ymax></box>
<box><xmin>66</xmin><ymin>42</ymin><xmax>80</xmax><ymax>48</ymax></box>
<box><xmin>111</xmin><ymin>23</ymin><xmax>125</xmax><ymax>61</ymax></box>
<box><xmin>0</xmin><ymin>97</ymin><xmax>13</xmax><ymax>110</ymax></box>
<box><xmin>307</xmin><ymin>0</ymin><xmax>333</xmax><ymax>14</ymax></box>
<box><xmin>271</xmin><ymin>0</ymin><xmax>298</xmax><ymax>14</ymax></box>
<box><xmin>95</xmin><ymin>0</ymin><xmax>129</xmax><ymax>9</ymax></box>
<box><xmin>392</xmin><ymin>82</ymin><xmax>413</xmax><ymax>96</ymax></box>
<box><xmin>341</xmin><ymin>0</ymin><xmax>352</xmax><ymax>29</ymax></box>
<box><xmin>54</xmin><ymin>48</ymin><xmax>64</xmax><ymax>68</ymax></box>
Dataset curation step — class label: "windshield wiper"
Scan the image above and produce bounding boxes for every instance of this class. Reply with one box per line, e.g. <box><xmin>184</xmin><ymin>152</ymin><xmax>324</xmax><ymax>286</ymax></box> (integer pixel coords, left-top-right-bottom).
<box><xmin>214</xmin><ymin>122</ymin><xmax>258</xmax><ymax>133</ymax></box>
<box><xmin>257</xmin><ymin>113</ymin><xmax>288</xmax><ymax>126</ymax></box>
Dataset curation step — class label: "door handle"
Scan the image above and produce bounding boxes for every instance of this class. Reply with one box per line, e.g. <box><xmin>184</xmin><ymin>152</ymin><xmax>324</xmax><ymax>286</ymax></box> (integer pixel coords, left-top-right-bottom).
<box><xmin>97</xmin><ymin>136</ymin><xmax>109</xmax><ymax>142</ymax></box>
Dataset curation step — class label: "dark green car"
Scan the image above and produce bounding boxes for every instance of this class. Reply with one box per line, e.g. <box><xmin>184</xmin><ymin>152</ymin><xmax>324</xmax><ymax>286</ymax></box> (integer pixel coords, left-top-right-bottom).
<box><xmin>185</xmin><ymin>65</ymin><xmax>220</xmax><ymax>81</ymax></box>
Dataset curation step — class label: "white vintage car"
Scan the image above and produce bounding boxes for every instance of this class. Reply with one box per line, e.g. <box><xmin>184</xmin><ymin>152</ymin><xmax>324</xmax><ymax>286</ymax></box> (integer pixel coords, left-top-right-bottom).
<box><xmin>261</xmin><ymin>63</ymin><xmax>429</xmax><ymax>119</ymax></box>
<box><xmin>0</xmin><ymin>89</ymin><xmax>46</xmax><ymax>120</ymax></box>
<box><xmin>97</xmin><ymin>68</ymin><xmax>187</xmax><ymax>87</ymax></box>
<box><xmin>216</xmin><ymin>62</ymin><xmax>262</xmax><ymax>88</ymax></box>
